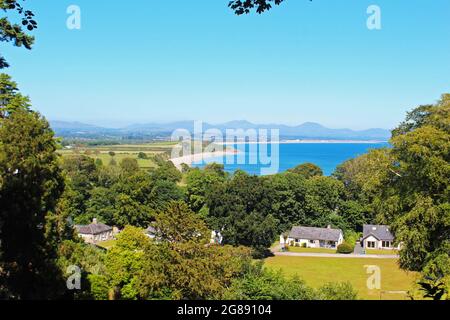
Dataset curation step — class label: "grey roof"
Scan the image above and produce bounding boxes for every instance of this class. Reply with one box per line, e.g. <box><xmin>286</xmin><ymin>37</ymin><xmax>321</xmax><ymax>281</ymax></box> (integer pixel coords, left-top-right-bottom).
<box><xmin>289</xmin><ymin>226</ymin><xmax>343</xmax><ymax>242</ymax></box>
<box><xmin>362</xmin><ymin>224</ymin><xmax>394</xmax><ymax>241</ymax></box>
<box><xmin>75</xmin><ymin>223</ymin><xmax>112</xmax><ymax>235</ymax></box>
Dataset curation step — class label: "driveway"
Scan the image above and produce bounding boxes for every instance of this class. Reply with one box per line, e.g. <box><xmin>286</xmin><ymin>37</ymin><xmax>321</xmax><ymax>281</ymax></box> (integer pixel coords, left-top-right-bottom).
<box><xmin>272</xmin><ymin>244</ymin><xmax>399</xmax><ymax>259</ymax></box>
<box><xmin>273</xmin><ymin>251</ymin><xmax>399</xmax><ymax>259</ymax></box>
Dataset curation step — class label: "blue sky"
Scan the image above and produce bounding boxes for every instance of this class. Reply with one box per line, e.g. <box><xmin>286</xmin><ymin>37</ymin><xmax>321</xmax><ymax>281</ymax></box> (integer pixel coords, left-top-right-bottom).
<box><xmin>3</xmin><ymin>0</ymin><xmax>450</xmax><ymax>129</ymax></box>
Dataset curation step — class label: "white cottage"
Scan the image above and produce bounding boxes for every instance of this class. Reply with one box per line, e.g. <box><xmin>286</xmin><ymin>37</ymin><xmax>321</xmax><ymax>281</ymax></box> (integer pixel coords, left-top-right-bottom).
<box><xmin>361</xmin><ymin>224</ymin><xmax>400</xmax><ymax>250</ymax></box>
<box><xmin>280</xmin><ymin>225</ymin><xmax>344</xmax><ymax>249</ymax></box>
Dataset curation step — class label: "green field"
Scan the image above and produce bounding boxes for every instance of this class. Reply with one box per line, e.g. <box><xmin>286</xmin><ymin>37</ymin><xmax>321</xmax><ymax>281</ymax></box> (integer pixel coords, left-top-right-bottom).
<box><xmin>92</xmin><ymin>153</ymin><xmax>158</xmax><ymax>169</ymax></box>
<box><xmin>264</xmin><ymin>256</ymin><xmax>418</xmax><ymax>300</ymax></box>
<box><xmin>285</xmin><ymin>247</ymin><xmax>337</xmax><ymax>254</ymax></box>
<box><xmin>366</xmin><ymin>249</ymin><xmax>399</xmax><ymax>255</ymax></box>
<box><xmin>58</xmin><ymin>142</ymin><xmax>179</xmax><ymax>169</ymax></box>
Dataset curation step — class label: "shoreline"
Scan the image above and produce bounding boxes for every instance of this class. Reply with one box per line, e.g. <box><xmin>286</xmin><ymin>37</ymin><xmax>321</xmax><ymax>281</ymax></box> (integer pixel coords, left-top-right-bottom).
<box><xmin>170</xmin><ymin>149</ymin><xmax>239</xmax><ymax>170</ymax></box>
<box><xmin>218</xmin><ymin>139</ymin><xmax>387</xmax><ymax>145</ymax></box>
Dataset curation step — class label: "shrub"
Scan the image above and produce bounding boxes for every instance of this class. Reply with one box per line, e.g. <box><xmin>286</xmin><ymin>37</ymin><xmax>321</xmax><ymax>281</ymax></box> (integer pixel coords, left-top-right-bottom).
<box><xmin>337</xmin><ymin>242</ymin><xmax>354</xmax><ymax>254</ymax></box>
<box><xmin>301</xmin><ymin>243</ymin><xmax>307</xmax><ymax>248</ymax></box>
<box><xmin>137</xmin><ymin>152</ymin><xmax>147</xmax><ymax>159</ymax></box>
<box><xmin>317</xmin><ymin>282</ymin><xmax>358</xmax><ymax>300</ymax></box>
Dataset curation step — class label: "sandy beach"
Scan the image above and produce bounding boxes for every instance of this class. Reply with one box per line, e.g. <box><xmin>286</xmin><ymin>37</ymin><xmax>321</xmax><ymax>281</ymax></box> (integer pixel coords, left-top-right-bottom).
<box><xmin>170</xmin><ymin>149</ymin><xmax>239</xmax><ymax>170</ymax></box>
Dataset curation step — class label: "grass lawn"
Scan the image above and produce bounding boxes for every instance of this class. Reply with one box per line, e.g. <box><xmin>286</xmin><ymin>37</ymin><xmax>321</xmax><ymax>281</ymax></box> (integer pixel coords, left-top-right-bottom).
<box><xmin>285</xmin><ymin>247</ymin><xmax>337</xmax><ymax>254</ymax></box>
<box><xmin>366</xmin><ymin>249</ymin><xmax>399</xmax><ymax>255</ymax></box>
<box><xmin>264</xmin><ymin>256</ymin><xmax>418</xmax><ymax>300</ymax></box>
<box><xmin>96</xmin><ymin>239</ymin><xmax>117</xmax><ymax>250</ymax></box>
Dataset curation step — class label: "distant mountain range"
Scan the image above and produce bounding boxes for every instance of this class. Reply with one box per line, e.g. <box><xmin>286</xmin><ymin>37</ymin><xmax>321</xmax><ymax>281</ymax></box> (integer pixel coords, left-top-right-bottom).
<box><xmin>50</xmin><ymin>120</ymin><xmax>391</xmax><ymax>141</ymax></box>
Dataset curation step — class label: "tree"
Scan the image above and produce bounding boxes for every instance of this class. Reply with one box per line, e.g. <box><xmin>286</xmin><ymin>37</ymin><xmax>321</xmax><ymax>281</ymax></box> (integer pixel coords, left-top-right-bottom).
<box><xmin>120</xmin><ymin>157</ymin><xmax>139</xmax><ymax>174</ymax></box>
<box><xmin>95</xmin><ymin>226</ymin><xmax>150</xmax><ymax>300</ymax></box>
<box><xmin>0</xmin><ymin>73</ymin><xmax>31</xmax><ymax>118</ymax></box>
<box><xmin>0</xmin><ymin>0</ymin><xmax>37</xmax><ymax>68</ymax></box>
<box><xmin>150</xmin><ymin>161</ymin><xmax>182</xmax><ymax>183</ymax></box>
<box><xmin>93</xmin><ymin>207</ymin><xmax>254</xmax><ymax>300</ymax></box>
<box><xmin>373</xmin><ymin>94</ymin><xmax>450</xmax><ymax>299</ymax></box>
<box><xmin>288</xmin><ymin>163</ymin><xmax>323</xmax><ymax>179</ymax></box>
<box><xmin>263</xmin><ymin>172</ymin><xmax>308</xmax><ymax>233</ymax></box>
<box><xmin>60</xmin><ymin>155</ymin><xmax>98</xmax><ymax>222</ymax></box>
<box><xmin>224</xmin><ymin>262</ymin><xmax>315</xmax><ymax>300</ymax></box>
<box><xmin>0</xmin><ymin>107</ymin><xmax>65</xmax><ymax>299</ymax></box>
<box><xmin>185</xmin><ymin>167</ymin><xmax>226</xmax><ymax>213</ymax></box>
<box><xmin>303</xmin><ymin>176</ymin><xmax>345</xmax><ymax>227</ymax></box>
<box><xmin>154</xmin><ymin>201</ymin><xmax>210</xmax><ymax>244</ymax></box>
<box><xmin>206</xmin><ymin>171</ymin><xmax>278</xmax><ymax>257</ymax></box>
<box><xmin>229</xmin><ymin>0</ymin><xmax>286</xmax><ymax>15</ymax></box>
<box><xmin>112</xmin><ymin>193</ymin><xmax>154</xmax><ymax>228</ymax></box>
<box><xmin>137</xmin><ymin>152</ymin><xmax>147</xmax><ymax>160</ymax></box>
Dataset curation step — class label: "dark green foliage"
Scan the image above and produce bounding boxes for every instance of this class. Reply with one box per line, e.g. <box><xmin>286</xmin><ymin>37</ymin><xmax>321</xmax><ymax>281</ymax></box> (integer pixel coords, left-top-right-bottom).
<box><xmin>263</xmin><ymin>173</ymin><xmax>308</xmax><ymax>233</ymax></box>
<box><xmin>288</xmin><ymin>162</ymin><xmax>323</xmax><ymax>179</ymax></box>
<box><xmin>0</xmin><ymin>0</ymin><xmax>36</xmax><ymax>68</ymax></box>
<box><xmin>224</xmin><ymin>262</ymin><xmax>315</xmax><ymax>300</ymax></box>
<box><xmin>57</xmin><ymin>240</ymin><xmax>106</xmax><ymax>299</ymax></box>
<box><xmin>0</xmin><ymin>73</ymin><xmax>31</xmax><ymax>117</ymax></box>
<box><xmin>0</xmin><ymin>108</ymin><xmax>65</xmax><ymax>299</ymax></box>
<box><xmin>119</xmin><ymin>157</ymin><xmax>139</xmax><ymax>174</ymax></box>
<box><xmin>206</xmin><ymin>170</ymin><xmax>277</xmax><ymax>257</ymax></box>
<box><xmin>185</xmin><ymin>166</ymin><xmax>226</xmax><ymax>213</ymax></box>
<box><xmin>150</xmin><ymin>160</ymin><xmax>182</xmax><ymax>183</ymax></box>
<box><xmin>137</xmin><ymin>152</ymin><xmax>147</xmax><ymax>159</ymax></box>
<box><xmin>60</xmin><ymin>155</ymin><xmax>183</xmax><ymax>228</ymax></box>
<box><xmin>338</xmin><ymin>200</ymin><xmax>369</xmax><ymax>232</ymax></box>
<box><xmin>229</xmin><ymin>0</ymin><xmax>286</xmax><ymax>15</ymax></box>
<box><xmin>375</xmin><ymin>95</ymin><xmax>450</xmax><ymax>295</ymax></box>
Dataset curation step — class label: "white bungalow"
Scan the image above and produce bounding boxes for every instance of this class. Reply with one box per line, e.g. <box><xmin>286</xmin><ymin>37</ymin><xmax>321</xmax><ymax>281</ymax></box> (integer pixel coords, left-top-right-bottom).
<box><xmin>280</xmin><ymin>225</ymin><xmax>344</xmax><ymax>249</ymax></box>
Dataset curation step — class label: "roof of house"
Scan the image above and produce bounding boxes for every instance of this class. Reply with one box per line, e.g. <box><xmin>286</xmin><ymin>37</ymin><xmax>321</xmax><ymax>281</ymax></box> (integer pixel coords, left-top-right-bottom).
<box><xmin>145</xmin><ymin>226</ymin><xmax>157</xmax><ymax>236</ymax></box>
<box><xmin>288</xmin><ymin>226</ymin><xmax>343</xmax><ymax>242</ymax></box>
<box><xmin>75</xmin><ymin>223</ymin><xmax>112</xmax><ymax>235</ymax></box>
<box><xmin>362</xmin><ymin>224</ymin><xmax>394</xmax><ymax>241</ymax></box>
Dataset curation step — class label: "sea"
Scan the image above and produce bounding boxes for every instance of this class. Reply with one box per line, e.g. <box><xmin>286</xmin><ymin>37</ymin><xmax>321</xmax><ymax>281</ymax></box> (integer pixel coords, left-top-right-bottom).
<box><xmin>192</xmin><ymin>142</ymin><xmax>390</xmax><ymax>176</ymax></box>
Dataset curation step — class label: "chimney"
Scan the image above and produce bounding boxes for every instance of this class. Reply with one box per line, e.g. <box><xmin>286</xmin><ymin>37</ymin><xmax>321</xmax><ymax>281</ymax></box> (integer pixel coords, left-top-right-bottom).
<box><xmin>93</xmin><ymin>218</ymin><xmax>98</xmax><ymax>224</ymax></box>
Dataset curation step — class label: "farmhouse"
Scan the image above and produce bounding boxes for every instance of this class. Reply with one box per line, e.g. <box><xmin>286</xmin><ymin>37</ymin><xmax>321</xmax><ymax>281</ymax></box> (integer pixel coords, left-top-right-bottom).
<box><xmin>361</xmin><ymin>224</ymin><xmax>400</xmax><ymax>250</ymax></box>
<box><xmin>280</xmin><ymin>225</ymin><xmax>344</xmax><ymax>249</ymax></box>
<box><xmin>74</xmin><ymin>218</ymin><xmax>115</xmax><ymax>244</ymax></box>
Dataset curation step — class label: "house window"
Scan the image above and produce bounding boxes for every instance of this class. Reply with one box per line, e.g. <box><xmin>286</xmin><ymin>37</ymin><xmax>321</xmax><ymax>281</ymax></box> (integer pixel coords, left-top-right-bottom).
<box><xmin>309</xmin><ymin>240</ymin><xmax>315</xmax><ymax>244</ymax></box>
<box><xmin>367</xmin><ymin>241</ymin><xmax>376</xmax><ymax>248</ymax></box>
<box><xmin>382</xmin><ymin>241</ymin><xmax>391</xmax><ymax>248</ymax></box>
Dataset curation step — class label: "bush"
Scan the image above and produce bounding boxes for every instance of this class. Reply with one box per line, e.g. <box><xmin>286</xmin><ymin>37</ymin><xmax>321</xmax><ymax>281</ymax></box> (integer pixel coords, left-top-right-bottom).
<box><xmin>137</xmin><ymin>152</ymin><xmax>147</xmax><ymax>159</ymax></box>
<box><xmin>317</xmin><ymin>282</ymin><xmax>358</xmax><ymax>300</ymax></box>
<box><xmin>337</xmin><ymin>242</ymin><xmax>354</xmax><ymax>254</ymax></box>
